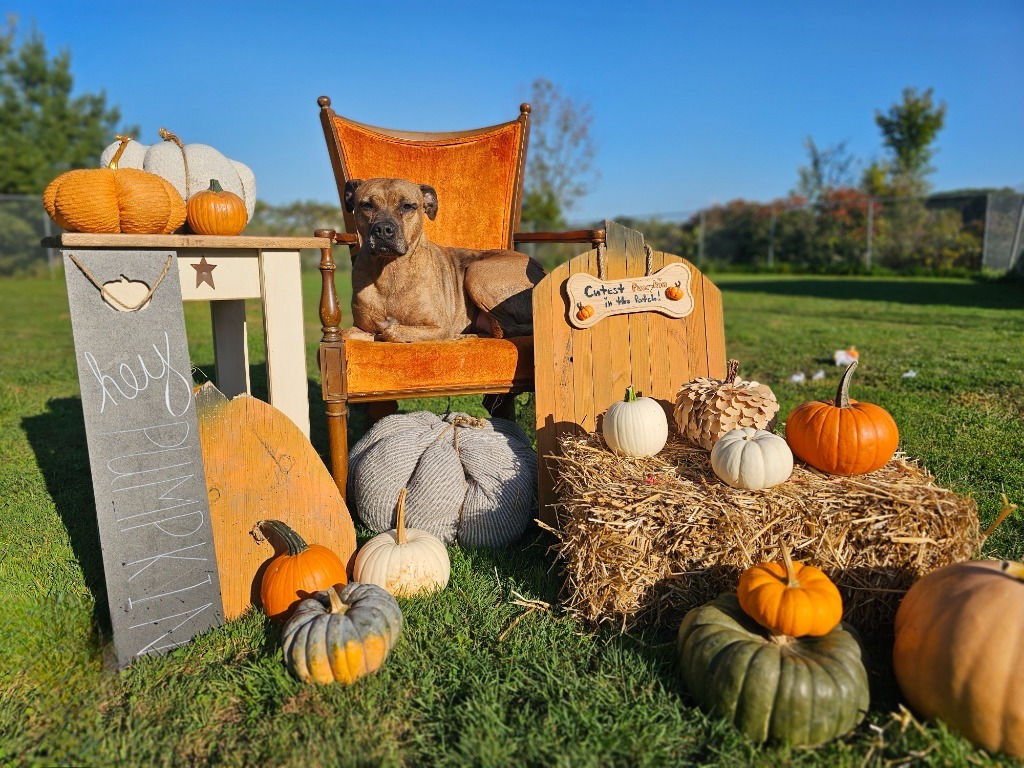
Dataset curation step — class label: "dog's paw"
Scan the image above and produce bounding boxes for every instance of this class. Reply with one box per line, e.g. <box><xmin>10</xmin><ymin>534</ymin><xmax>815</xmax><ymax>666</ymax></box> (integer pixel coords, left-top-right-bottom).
<box><xmin>340</xmin><ymin>326</ymin><xmax>376</xmax><ymax>341</ymax></box>
<box><xmin>375</xmin><ymin>317</ymin><xmax>399</xmax><ymax>332</ymax></box>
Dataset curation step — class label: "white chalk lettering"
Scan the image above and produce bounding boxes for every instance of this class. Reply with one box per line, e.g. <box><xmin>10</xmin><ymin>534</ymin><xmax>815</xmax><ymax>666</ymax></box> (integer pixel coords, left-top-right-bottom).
<box><xmin>83</xmin><ymin>331</ymin><xmax>194</xmax><ymax>417</ymax></box>
<box><xmin>127</xmin><ymin>575</ymin><xmax>213</xmax><ymax>608</ymax></box>
<box><xmin>124</xmin><ymin>542</ymin><xmax>210</xmax><ymax>581</ymax></box>
<box><xmin>131</xmin><ymin>602</ymin><xmax>216</xmax><ymax>656</ymax></box>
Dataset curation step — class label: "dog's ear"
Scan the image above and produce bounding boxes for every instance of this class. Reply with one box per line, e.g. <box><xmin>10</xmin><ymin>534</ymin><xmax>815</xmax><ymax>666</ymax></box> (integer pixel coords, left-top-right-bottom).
<box><xmin>344</xmin><ymin>179</ymin><xmax>363</xmax><ymax>213</ymax></box>
<box><xmin>420</xmin><ymin>185</ymin><xmax>438</xmax><ymax>221</ymax></box>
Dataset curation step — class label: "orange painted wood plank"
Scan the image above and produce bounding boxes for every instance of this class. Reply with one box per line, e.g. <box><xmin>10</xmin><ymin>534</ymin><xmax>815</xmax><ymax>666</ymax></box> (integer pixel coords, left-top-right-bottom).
<box><xmin>645</xmin><ymin>249</ymin><xmax>676</xmax><ymax>415</ymax></box>
<box><xmin>532</xmin><ymin>265</ymin><xmax>561</xmax><ymax>526</ymax></box>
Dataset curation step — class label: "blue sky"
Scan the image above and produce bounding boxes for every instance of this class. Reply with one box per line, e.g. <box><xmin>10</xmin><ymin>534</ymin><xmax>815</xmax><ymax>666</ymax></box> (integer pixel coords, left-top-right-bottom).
<box><xmin>9</xmin><ymin>1</ymin><xmax>1023</xmax><ymax>223</ymax></box>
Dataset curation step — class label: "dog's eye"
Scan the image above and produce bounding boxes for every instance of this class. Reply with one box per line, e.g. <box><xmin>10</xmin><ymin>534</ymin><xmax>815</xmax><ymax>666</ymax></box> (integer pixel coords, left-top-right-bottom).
<box><xmin>402</xmin><ymin>203</ymin><xmax>417</xmax><ymax>213</ymax></box>
<box><xmin>359</xmin><ymin>201</ymin><xmax>374</xmax><ymax>210</ymax></box>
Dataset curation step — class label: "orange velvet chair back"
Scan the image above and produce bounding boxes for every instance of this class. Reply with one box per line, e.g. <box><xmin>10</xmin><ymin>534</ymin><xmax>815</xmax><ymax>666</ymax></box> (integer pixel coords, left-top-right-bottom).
<box><xmin>319</xmin><ymin>97</ymin><xmax>531</xmax><ymax>251</ymax></box>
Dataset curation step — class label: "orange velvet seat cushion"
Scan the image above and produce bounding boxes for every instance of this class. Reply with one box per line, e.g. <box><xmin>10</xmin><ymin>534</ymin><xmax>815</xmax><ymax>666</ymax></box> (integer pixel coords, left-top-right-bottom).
<box><xmin>333</xmin><ymin>117</ymin><xmax>523</xmax><ymax>251</ymax></box>
<box><xmin>343</xmin><ymin>337</ymin><xmax>533</xmax><ymax>398</ymax></box>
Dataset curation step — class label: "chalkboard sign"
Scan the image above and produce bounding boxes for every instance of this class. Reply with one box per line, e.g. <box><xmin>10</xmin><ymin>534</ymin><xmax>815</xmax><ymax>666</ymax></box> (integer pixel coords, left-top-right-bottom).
<box><xmin>63</xmin><ymin>249</ymin><xmax>224</xmax><ymax>668</ymax></box>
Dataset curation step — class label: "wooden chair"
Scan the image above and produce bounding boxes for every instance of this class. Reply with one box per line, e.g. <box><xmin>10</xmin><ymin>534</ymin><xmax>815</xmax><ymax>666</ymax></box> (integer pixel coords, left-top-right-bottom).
<box><xmin>314</xmin><ymin>95</ymin><xmax>604</xmax><ymax>496</ymax></box>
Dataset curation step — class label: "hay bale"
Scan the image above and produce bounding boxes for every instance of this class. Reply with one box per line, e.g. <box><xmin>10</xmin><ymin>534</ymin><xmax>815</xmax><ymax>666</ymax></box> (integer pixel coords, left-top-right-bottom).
<box><xmin>544</xmin><ymin>431</ymin><xmax>981</xmax><ymax>634</ymax></box>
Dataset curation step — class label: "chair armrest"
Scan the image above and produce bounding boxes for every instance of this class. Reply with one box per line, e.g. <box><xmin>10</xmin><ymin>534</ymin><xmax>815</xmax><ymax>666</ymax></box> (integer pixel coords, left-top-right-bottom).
<box><xmin>314</xmin><ymin>228</ymin><xmax>359</xmax><ymax>246</ymax></box>
<box><xmin>513</xmin><ymin>229</ymin><xmax>606</xmax><ymax>246</ymax></box>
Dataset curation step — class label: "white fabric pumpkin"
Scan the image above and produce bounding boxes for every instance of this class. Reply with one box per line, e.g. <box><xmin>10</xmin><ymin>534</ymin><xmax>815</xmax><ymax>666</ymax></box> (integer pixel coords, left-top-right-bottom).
<box><xmin>602</xmin><ymin>386</ymin><xmax>669</xmax><ymax>457</ymax></box>
<box><xmin>354</xmin><ymin>489</ymin><xmax>450</xmax><ymax>597</ymax></box>
<box><xmin>710</xmin><ymin>427</ymin><xmax>794</xmax><ymax>490</ymax></box>
<box><xmin>100</xmin><ymin>131</ymin><xmax>256</xmax><ymax>220</ymax></box>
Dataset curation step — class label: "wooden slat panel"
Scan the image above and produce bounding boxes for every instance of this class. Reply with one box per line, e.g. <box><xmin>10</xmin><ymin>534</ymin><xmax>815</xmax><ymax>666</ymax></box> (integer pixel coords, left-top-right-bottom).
<box><xmin>532</xmin><ymin>221</ymin><xmax>728</xmax><ymax>528</ymax></box>
<box><xmin>533</xmin><ymin>264</ymin><xmax>562</xmax><ymax>526</ymax></box>
<box><xmin>702</xmin><ymin>275</ymin><xmax>728</xmax><ymax>377</ymax></box>
<box><xmin>345</xmin><ymin>336</ymin><xmax>533</xmax><ymax>394</ymax></box>
<box><xmin>645</xmin><ymin>250</ymin><xmax>675</xmax><ymax>415</ymax></box>
<box><xmin>570</xmin><ymin>250</ymin><xmax>598</xmax><ymax>435</ymax></box>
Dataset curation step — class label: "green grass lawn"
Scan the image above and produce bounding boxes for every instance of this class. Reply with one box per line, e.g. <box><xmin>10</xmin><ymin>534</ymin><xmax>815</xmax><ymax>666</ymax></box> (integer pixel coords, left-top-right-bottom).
<box><xmin>1</xmin><ymin>270</ymin><xmax>1022</xmax><ymax>766</ymax></box>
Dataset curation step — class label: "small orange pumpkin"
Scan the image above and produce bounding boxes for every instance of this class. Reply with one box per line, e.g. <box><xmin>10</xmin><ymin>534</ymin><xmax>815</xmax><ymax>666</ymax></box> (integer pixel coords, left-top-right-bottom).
<box><xmin>737</xmin><ymin>543</ymin><xmax>843</xmax><ymax>637</ymax></box>
<box><xmin>43</xmin><ymin>135</ymin><xmax>186</xmax><ymax>234</ymax></box>
<box><xmin>576</xmin><ymin>303</ymin><xmax>595</xmax><ymax>321</ymax></box>
<box><xmin>256</xmin><ymin>519</ymin><xmax>348</xmax><ymax>622</ymax></box>
<box><xmin>186</xmin><ymin>178</ymin><xmax>248</xmax><ymax>235</ymax></box>
<box><xmin>665</xmin><ymin>284</ymin><xmax>684</xmax><ymax>301</ymax></box>
<box><xmin>785</xmin><ymin>360</ymin><xmax>898</xmax><ymax>475</ymax></box>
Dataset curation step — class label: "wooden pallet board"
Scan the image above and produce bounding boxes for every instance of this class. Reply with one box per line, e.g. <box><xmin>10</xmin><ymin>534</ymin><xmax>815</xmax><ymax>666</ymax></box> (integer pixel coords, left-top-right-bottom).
<box><xmin>533</xmin><ymin>221</ymin><xmax>726</xmax><ymax>527</ymax></box>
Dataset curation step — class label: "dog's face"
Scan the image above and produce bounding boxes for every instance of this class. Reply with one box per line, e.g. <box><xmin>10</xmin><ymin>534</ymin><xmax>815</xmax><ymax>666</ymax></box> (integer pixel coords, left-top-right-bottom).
<box><xmin>344</xmin><ymin>178</ymin><xmax>438</xmax><ymax>257</ymax></box>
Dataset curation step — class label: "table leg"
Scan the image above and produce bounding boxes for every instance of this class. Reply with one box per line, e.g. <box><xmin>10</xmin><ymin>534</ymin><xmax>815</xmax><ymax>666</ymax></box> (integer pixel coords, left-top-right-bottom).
<box><xmin>259</xmin><ymin>249</ymin><xmax>310</xmax><ymax>437</ymax></box>
<box><xmin>210</xmin><ymin>299</ymin><xmax>250</xmax><ymax>398</ymax></box>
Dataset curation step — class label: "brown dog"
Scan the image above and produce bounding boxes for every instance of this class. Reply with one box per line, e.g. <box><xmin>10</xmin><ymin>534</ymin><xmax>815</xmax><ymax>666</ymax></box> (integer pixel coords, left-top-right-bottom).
<box><xmin>340</xmin><ymin>177</ymin><xmax>544</xmax><ymax>342</ymax></box>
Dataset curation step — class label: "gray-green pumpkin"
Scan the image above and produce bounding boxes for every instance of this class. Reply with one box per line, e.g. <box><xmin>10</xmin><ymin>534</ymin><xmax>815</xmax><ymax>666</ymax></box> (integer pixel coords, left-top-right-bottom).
<box><xmin>281</xmin><ymin>582</ymin><xmax>402</xmax><ymax>685</ymax></box>
<box><xmin>676</xmin><ymin>593</ymin><xmax>869</xmax><ymax>745</ymax></box>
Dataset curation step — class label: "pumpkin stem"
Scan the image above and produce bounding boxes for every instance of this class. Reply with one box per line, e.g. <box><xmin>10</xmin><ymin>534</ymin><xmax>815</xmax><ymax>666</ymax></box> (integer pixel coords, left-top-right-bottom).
<box><xmin>767</xmin><ymin>632</ymin><xmax>794</xmax><ymax>646</ymax></box>
<box><xmin>725</xmin><ymin>359</ymin><xmax>739</xmax><ymax>383</ymax></box>
<box><xmin>981</xmin><ymin>494</ymin><xmax>1019</xmax><ymax>539</ymax></box>
<box><xmin>624</xmin><ymin>385</ymin><xmax>638</xmax><ymax>402</ymax></box>
<box><xmin>326</xmin><ymin>586</ymin><xmax>347</xmax><ymax>614</ymax></box>
<box><xmin>108</xmin><ymin>136</ymin><xmax>132</xmax><ymax>170</ymax></box>
<box><xmin>395</xmin><ymin>488</ymin><xmax>409</xmax><ymax>545</ymax></box>
<box><xmin>835</xmin><ymin>360</ymin><xmax>858</xmax><ymax>408</ymax></box>
<box><xmin>255</xmin><ymin>519</ymin><xmax>309</xmax><ymax>556</ymax></box>
<box><xmin>780</xmin><ymin>541</ymin><xmax>800</xmax><ymax>588</ymax></box>
<box><xmin>207</xmin><ymin>178</ymin><xmax>224</xmax><ymax>194</ymax></box>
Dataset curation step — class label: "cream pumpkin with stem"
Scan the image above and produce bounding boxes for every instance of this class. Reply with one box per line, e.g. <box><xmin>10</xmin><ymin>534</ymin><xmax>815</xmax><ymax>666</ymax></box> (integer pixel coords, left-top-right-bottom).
<box><xmin>354</xmin><ymin>488</ymin><xmax>450</xmax><ymax>597</ymax></box>
<box><xmin>602</xmin><ymin>385</ymin><xmax>669</xmax><ymax>457</ymax></box>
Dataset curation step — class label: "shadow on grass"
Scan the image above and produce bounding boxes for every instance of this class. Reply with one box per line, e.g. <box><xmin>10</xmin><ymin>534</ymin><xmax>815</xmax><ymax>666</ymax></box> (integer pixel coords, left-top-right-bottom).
<box><xmin>22</xmin><ymin>396</ymin><xmax>109</xmax><ymax>629</ymax></box>
<box><xmin>720</xmin><ymin>277</ymin><xmax>1023</xmax><ymax>309</ymax></box>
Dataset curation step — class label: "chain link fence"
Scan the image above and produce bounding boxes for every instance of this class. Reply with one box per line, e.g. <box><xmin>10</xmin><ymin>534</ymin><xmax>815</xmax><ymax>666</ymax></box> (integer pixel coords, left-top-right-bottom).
<box><xmin>5</xmin><ymin>191</ymin><xmax>1023</xmax><ymax>277</ymax></box>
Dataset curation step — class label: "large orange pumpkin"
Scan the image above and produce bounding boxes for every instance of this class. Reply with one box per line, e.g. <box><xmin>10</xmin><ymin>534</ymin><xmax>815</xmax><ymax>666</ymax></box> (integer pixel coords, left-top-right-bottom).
<box><xmin>42</xmin><ymin>135</ymin><xmax>186</xmax><ymax>234</ymax></box>
<box><xmin>785</xmin><ymin>360</ymin><xmax>898</xmax><ymax>475</ymax></box>
<box><xmin>256</xmin><ymin>519</ymin><xmax>349</xmax><ymax>623</ymax></box>
<box><xmin>737</xmin><ymin>543</ymin><xmax>843</xmax><ymax>637</ymax></box>
<box><xmin>893</xmin><ymin>559</ymin><xmax>1024</xmax><ymax>760</ymax></box>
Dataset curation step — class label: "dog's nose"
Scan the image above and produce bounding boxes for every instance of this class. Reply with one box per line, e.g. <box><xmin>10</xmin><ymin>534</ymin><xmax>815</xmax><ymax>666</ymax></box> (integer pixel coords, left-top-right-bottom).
<box><xmin>371</xmin><ymin>221</ymin><xmax>396</xmax><ymax>239</ymax></box>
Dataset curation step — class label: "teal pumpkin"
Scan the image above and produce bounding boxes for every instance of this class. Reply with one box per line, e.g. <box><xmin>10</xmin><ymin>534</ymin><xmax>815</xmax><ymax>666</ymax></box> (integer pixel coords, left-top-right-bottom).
<box><xmin>281</xmin><ymin>582</ymin><xmax>402</xmax><ymax>684</ymax></box>
<box><xmin>676</xmin><ymin>594</ymin><xmax>869</xmax><ymax>745</ymax></box>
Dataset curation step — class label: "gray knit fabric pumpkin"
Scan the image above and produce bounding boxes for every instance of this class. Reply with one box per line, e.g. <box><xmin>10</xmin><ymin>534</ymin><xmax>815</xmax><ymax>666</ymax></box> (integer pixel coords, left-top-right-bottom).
<box><xmin>348</xmin><ymin>411</ymin><xmax>537</xmax><ymax>547</ymax></box>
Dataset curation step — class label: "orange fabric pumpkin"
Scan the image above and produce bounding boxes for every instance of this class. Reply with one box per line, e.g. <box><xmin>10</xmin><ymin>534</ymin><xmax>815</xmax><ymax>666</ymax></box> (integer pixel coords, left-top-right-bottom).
<box><xmin>257</xmin><ymin>519</ymin><xmax>349</xmax><ymax>623</ymax></box>
<box><xmin>737</xmin><ymin>543</ymin><xmax>843</xmax><ymax>637</ymax></box>
<box><xmin>187</xmin><ymin>178</ymin><xmax>248</xmax><ymax>235</ymax></box>
<box><xmin>785</xmin><ymin>360</ymin><xmax>899</xmax><ymax>475</ymax></box>
<box><xmin>42</xmin><ymin>136</ymin><xmax>186</xmax><ymax>234</ymax></box>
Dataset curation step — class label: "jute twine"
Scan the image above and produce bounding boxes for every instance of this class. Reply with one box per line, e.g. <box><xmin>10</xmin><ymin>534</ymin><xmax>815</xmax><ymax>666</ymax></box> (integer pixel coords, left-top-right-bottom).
<box><xmin>595</xmin><ymin>242</ymin><xmax>654</xmax><ymax>280</ymax></box>
<box><xmin>67</xmin><ymin>254</ymin><xmax>172</xmax><ymax>311</ymax></box>
<box><xmin>159</xmin><ymin>128</ymin><xmax>191</xmax><ymax>200</ymax></box>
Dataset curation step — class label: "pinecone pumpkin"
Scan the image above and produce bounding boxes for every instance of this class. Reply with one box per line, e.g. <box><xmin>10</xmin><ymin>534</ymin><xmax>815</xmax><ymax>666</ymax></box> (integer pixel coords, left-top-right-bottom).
<box><xmin>674</xmin><ymin>360</ymin><xmax>780</xmax><ymax>450</ymax></box>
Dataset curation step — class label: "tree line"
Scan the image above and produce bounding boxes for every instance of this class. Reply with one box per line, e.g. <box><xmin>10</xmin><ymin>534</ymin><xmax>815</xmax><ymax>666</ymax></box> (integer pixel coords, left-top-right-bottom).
<box><xmin>0</xmin><ymin>17</ymin><xmax>1010</xmax><ymax>277</ymax></box>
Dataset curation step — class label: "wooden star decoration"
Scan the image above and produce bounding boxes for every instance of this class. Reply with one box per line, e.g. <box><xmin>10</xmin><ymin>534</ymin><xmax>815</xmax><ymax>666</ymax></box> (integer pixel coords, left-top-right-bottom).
<box><xmin>192</xmin><ymin>256</ymin><xmax>217</xmax><ymax>289</ymax></box>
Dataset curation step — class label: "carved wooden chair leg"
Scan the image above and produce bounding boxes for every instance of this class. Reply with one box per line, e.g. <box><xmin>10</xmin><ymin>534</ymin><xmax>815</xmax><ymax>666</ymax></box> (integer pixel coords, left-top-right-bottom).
<box><xmin>324</xmin><ymin>398</ymin><xmax>350</xmax><ymax>497</ymax></box>
<box><xmin>367</xmin><ymin>400</ymin><xmax>399</xmax><ymax>423</ymax></box>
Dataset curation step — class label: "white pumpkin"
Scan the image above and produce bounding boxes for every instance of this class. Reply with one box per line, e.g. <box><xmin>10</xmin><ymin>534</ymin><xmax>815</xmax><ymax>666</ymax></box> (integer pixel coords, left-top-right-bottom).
<box><xmin>353</xmin><ymin>489</ymin><xmax>450</xmax><ymax>597</ymax></box>
<box><xmin>602</xmin><ymin>386</ymin><xmax>669</xmax><ymax>457</ymax></box>
<box><xmin>710</xmin><ymin>427</ymin><xmax>793</xmax><ymax>490</ymax></box>
<box><xmin>100</xmin><ymin>129</ymin><xmax>256</xmax><ymax>220</ymax></box>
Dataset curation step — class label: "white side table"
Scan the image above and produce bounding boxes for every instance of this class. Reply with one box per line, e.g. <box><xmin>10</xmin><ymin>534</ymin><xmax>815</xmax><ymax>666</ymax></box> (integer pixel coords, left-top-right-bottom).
<box><xmin>47</xmin><ymin>233</ymin><xmax>325</xmax><ymax>437</ymax></box>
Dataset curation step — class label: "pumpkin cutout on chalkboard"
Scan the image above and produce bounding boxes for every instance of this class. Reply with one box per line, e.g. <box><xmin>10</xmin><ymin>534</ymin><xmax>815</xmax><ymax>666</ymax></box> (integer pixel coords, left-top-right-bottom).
<box><xmin>195</xmin><ymin>383</ymin><xmax>357</xmax><ymax>619</ymax></box>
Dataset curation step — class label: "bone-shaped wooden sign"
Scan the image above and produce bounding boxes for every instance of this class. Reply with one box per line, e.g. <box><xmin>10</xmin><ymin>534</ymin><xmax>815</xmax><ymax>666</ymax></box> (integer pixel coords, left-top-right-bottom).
<box><xmin>565</xmin><ymin>262</ymin><xmax>694</xmax><ymax>329</ymax></box>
